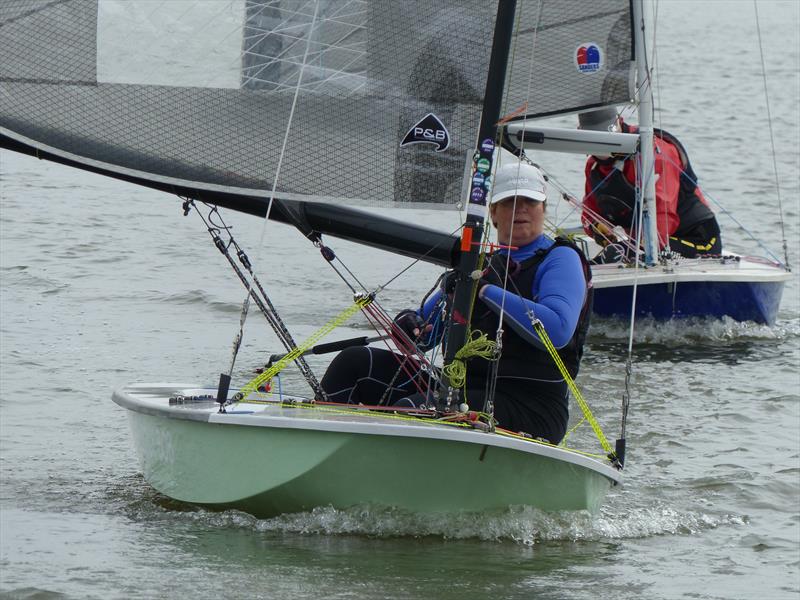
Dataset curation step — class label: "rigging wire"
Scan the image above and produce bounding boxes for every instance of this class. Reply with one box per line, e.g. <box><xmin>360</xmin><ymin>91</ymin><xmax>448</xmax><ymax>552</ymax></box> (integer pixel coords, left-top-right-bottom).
<box><xmin>473</xmin><ymin>0</ymin><xmax>546</xmax><ymax>416</ymax></box>
<box><xmin>219</xmin><ymin>0</ymin><xmax>322</xmax><ymax>390</ymax></box>
<box><xmin>753</xmin><ymin>0</ymin><xmax>790</xmax><ymax>270</ymax></box>
<box><xmin>606</xmin><ymin>0</ymin><xmax>665</xmax><ymax>464</ymax></box>
<box><xmin>618</xmin><ymin>150</ymin><xmax>650</xmax><ymax>459</ymax></box>
<box><xmin>187</xmin><ymin>200</ymin><xmax>325</xmax><ymax>399</ymax></box>
<box><xmin>377</xmin><ymin>224</ymin><xmax>464</xmax><ymax>291</ymax></box>
<box><xmin>309</xmin><ymin>225</ymin><xmax>462</xmax><ymax>407</ymax></box>
<box><xmin>653</xmin><ymin>152</ymin><xmax>786</xmax><ymax>264</ymax></box>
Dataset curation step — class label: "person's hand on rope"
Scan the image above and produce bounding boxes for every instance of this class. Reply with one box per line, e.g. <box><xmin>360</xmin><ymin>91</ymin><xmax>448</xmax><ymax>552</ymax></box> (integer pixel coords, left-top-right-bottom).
<box><xmin>392</xmin><ymin>309</ymin><xmax>432</xmax><ymax>343</ymax></box>
<box><xmin>590</xmin><ymin>220</ymin><xmax>617</xmax><ymax>247</ymax></box>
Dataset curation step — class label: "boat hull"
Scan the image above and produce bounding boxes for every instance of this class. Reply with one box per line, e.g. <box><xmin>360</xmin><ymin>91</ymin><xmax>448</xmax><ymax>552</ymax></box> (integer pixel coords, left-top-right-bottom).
<box><xmin>590</xmin><ymin>256</ymin><xmax>790</xmax><ymax>325</ymax></box>
<box><xmin>115</xmin><ymin>384</ymin><xmax>620</xmax><ymax>517</ymax></box>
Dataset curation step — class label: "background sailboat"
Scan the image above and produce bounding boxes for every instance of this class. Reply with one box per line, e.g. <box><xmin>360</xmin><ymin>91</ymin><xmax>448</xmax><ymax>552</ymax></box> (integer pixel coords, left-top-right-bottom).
<box><xmin>500</xmin><ymin>1</ymin><xmax>792</xmax><ymax>325</ymax></box>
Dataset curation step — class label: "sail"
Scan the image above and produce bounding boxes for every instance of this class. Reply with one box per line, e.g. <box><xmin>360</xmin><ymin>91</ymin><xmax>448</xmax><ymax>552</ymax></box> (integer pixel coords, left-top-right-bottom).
<box><xmin>506</xmin><ymin>1</ymin><xmax>634</xmax><ymax>120</ymax></box>
<box><xmin>1</xmin><ymin>0</ymin><xmax>632</xmax><ymax>210</ymax></box>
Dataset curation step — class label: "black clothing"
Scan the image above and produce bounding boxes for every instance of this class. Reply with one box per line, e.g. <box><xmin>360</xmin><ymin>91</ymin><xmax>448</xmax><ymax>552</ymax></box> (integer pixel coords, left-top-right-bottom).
<box><xmin>320</xmin><ymin>240</ymin><xmax>591</xmax><ymax>445</ymax></box>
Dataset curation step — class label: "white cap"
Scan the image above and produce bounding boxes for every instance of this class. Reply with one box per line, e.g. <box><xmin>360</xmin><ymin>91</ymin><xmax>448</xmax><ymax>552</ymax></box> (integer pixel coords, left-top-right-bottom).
<box><xmin>490</xmin><ymin>162</ymin><xmax>547</xmax><ymax>205</ymax></box>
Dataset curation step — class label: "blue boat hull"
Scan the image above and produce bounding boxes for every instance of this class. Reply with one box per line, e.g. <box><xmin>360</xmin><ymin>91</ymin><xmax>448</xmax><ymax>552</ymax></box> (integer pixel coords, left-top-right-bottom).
<box><xmin>592</xmin><ymin>279</ymin><xmax>786</xmax><ymax>325</ymax></box>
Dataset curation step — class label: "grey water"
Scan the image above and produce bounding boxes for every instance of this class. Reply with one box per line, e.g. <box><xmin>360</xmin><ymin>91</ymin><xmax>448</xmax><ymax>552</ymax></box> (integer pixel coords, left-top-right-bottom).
<box><xmin>1</xmin><ymin>1</ymin><xmax>799</xmax><ymax>599</ymax></box>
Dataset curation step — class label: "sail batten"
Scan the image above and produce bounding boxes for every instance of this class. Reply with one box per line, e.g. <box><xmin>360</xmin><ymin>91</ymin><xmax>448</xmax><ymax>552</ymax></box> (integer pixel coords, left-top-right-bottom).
<box><xmin>1</xmin><ymin>0</ymin><xmax>633</xmax><ymax>210</ymax></box>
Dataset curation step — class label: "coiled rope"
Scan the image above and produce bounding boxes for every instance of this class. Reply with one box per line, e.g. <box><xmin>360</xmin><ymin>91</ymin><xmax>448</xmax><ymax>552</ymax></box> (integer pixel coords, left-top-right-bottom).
<box><xmin>441</xmin><ymin>330</ymin><xmax>497</xmax><ymax>390</ymax></box>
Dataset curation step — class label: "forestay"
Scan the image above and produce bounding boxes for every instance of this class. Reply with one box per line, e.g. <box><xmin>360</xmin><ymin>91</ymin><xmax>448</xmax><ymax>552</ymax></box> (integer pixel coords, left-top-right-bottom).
<box><xmin>0</xmin><ymin>0</ymin><xmax>632</xmax><ymax>211</ymax></box>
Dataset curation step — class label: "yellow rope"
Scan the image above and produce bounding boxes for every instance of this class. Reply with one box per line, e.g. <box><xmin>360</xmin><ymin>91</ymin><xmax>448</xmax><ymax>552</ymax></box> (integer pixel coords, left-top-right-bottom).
<box><xmin>239</xmin><ymin>397</ymin><xmax>478</xmax><ymax>428</ymax></box>
<box><xmin>239</xmin><ymin>294</ymin><xmax>373</xmax><ymax>400</ymax></box>
<box><xmin>533</xmin><ymin>321</ymin><xmax>614</xmax><ymax>455</ymax></box>
<box><xmin>236</xmin><ymin>398</ymin><xmax>606</xmax><ymax>458</ymax></box>
<box><xmin>442</xmin><ymin>330</ymin><xmax>497</xmax><ymax>389</ymax></box>
<box><xmin>560</xmin><ymin>414</ymin><xmax>587</xmax><ymax>446</ymax></box>
<box><xmin>441</xmin><ymin>235</ymin><xmax>494</xmax><ymax>390</ymax></box>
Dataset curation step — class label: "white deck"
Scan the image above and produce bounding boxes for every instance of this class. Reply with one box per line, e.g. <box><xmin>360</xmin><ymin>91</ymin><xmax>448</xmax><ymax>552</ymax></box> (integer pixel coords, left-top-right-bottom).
<box><xmin>590</xmin><ymin>254</ymin><xmax>791</xmax><ymax>288</ymax></box>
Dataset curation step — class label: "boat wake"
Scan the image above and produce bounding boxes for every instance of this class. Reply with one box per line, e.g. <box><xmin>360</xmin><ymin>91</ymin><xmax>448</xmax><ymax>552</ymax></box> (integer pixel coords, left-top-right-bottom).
<box><xmin>132</xmin><ymin>500</ymin><xmax>745</xmax><ymax>547</ymax></box>
<box><xmin>590</xmin><ymin>314</ymin><xmax>800</xmax><ymax>345</ymax></box>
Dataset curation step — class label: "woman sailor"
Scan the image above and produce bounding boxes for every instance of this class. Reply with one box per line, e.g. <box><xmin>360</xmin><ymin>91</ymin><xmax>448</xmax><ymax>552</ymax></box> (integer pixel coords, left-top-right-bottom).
<box><xmin>321</xmin><ymin>162</ymin><xmax>590</xmax><ymax>444</ymax></box>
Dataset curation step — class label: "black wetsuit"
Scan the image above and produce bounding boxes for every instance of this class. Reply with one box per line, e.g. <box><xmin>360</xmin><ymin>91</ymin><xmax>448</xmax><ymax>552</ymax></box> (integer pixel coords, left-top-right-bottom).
<box><xmin>321</xmin><ymin>237</ymin><xmax>591</xmax><ymax>444</ymax></box>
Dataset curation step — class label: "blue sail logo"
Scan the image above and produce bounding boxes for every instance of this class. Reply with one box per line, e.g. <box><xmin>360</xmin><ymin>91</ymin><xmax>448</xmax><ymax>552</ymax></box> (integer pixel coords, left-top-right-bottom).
<box><xmin>400</xmin><ymin>113</ymin><xmax>450</xmax><ymax>152</ymax></box>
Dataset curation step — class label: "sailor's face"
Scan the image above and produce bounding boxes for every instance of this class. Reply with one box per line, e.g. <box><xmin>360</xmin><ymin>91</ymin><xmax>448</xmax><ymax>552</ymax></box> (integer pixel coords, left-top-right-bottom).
<box><xmin>491</xmin><ymin>196</ymin><xmax>545</xmax><ymax>247</ymax></box>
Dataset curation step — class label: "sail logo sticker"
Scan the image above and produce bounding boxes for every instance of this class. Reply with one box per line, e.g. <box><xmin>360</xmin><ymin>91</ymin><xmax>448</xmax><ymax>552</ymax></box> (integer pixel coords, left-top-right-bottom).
<box><xmin>575</xmin><ymin>43</ymin><xmax>603</xmax><ymax>73</ymax></box>
<box><xmin>400</xmin><ymin>113</ymin><xmax>450</xmax><ymax>152</ymax></box>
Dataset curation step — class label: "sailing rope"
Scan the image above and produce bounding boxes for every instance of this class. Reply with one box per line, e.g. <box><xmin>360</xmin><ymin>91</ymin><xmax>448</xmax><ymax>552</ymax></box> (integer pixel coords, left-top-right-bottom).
<box><xmin>360</xmin><ymin>300</ymin><xmax>438</xmax><ymax>403</ymax></box>
<box><xmin>187</xmin><ymin>201</ymin><xmax>325</xmax><ymax>400</ymax></box>
<box><xmin>215</xmin><ymin>0</ymin><xmax>323</xmax><ymax>397</ymax></box>
<box><xmin>441</xmin><ymin>331</ymin><xmax>497</xmax><ymax>390</ymax></box>
<box><xmin>237</xmin><ymin>294</ymin><xmax>373</xmax><ymax>401</ymax></box>
<box><xmin>532</xmin><ymin>321</ymin><xmax>614</xmax><ymax>456</ymax></box>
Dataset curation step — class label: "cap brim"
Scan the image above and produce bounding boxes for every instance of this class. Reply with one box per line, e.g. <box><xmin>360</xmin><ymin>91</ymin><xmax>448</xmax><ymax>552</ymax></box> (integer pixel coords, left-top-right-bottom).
<box><xmin>490</xmin><ymin>189</ymin><xmax>547</xmax><ymax>204</ymax></box>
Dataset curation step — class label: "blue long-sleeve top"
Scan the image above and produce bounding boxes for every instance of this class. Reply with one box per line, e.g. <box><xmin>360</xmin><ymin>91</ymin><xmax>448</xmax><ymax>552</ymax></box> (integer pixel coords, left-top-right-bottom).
<box><xmin>421</xmin><ymin>234</ymin><xmax>586</xmax><ymax>351</ymax></box>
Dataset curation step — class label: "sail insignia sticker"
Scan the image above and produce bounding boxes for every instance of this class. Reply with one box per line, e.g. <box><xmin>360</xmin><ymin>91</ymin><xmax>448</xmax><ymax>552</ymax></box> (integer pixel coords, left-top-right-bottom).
<box><xmin>400</xmin><ymin>113</ymin><xmax>450</xmax><ymax>152</ymax></box>
<box><xmin>575</xmin><ymin>43</ymin><xmax>603</xmax><ymax>73</ymax></box>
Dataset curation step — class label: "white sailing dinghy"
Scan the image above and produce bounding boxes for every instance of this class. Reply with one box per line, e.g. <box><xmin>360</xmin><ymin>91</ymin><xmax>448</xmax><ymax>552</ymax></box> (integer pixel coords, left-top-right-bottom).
<box><xmin>0</xmin><ymin>0</ymin><xmax>646</xmax><ymax>516</ymax></box>
<box><xmin>501</xmin><ymin>3</ymin><xmax>791</xmax><ymax>325</ymax></box>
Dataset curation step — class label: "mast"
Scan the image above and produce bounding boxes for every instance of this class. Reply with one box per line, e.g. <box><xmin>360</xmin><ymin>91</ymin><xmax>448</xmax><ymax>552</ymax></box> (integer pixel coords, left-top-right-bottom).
<box><xmin>439</xmin><ymin>0</ymin><xmax>518</xmax><ymax>409</ymax></box>
<box><xmin>633</xmin><ymin>0</ymin><xmax>660</xmax><ymax>265</ymax></box>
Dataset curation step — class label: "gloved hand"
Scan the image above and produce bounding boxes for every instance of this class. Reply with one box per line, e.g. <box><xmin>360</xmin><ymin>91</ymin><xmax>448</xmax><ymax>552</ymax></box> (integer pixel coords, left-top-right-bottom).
<box><xmin>596</xmin><ymin>193</ymin><xmax>634</xmax><ymax>227</ymax></box>
<box><xmin>392</xmin><ymin>309</ymin><xmax>428</xmax><ymax>341</ymax></box>
<box><xmin>590</xmin><ymin>221</ymin><xmax>618</xmax><ymax>247</ymax></box>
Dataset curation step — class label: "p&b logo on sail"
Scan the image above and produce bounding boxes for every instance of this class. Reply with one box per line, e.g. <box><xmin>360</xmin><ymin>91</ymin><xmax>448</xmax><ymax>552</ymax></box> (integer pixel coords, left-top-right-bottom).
<box><xmin>575</xmin><ymin>43</ymin><xmax>603</xmax><ymax>73</ymax></box>
<box><xmin>400</xmin><ymin>113</ymin><xmax>450</xmax><ymax>152</ymax></box>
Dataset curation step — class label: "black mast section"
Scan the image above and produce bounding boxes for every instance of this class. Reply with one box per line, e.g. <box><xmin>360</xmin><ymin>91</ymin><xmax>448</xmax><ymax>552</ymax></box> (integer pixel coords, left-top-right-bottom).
<box><xmin>439</xmin><ymin>0</ymin><xmax>518</xmax><ymax>409</ymax></box>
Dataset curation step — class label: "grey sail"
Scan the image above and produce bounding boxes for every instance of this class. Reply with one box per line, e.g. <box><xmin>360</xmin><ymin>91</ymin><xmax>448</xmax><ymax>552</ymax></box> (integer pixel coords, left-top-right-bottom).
<box><xmin>1</xmin><ymin>0</ymin><xmax>633</xmax><ymax>212</ymax></box>
<box><xmin>505</xmin><ymin>1</ymin><xmax>634</xmax><ymax>119</ymax></box>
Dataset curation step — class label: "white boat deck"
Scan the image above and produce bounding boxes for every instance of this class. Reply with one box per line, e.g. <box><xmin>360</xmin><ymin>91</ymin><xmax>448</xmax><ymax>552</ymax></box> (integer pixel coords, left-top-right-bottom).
<box><xmin>590</xmin><ymin>254</ymin><xmax>791</xmax><ymax>287</ymax></box>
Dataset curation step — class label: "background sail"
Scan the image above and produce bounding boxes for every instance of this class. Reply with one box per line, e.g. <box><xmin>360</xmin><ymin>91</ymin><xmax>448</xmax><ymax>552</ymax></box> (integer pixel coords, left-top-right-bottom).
<box><xmin>0</xmin><ymin>0</ymin><xmax>632</xmax><ymax>209</ymax></box>
<box><xmin>507</xmin><ymin>1</ymin><xmax>634</xmax><ymax>119</ymax></box>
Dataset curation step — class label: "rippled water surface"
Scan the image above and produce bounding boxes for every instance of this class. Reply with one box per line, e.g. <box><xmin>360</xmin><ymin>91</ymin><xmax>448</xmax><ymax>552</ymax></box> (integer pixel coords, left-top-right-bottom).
<box><xmin>2</xmin><ymin>2</ymin><xmax>799</xmax><ymax>599</ymax></box>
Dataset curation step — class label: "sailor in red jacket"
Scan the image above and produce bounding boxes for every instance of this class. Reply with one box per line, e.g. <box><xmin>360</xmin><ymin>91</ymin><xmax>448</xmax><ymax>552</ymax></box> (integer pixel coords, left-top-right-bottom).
<box><xmin>578</xmin><ymin>107</ymin><xmax>722</xmax><ymax>263</ymax></box>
